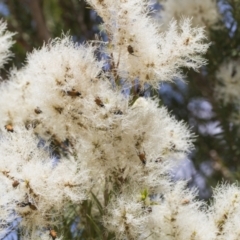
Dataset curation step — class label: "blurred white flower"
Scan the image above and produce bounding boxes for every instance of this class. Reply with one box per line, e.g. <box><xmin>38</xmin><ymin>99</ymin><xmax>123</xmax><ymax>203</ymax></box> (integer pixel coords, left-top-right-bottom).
<box><xmin>159</xmin><ymin>0</ymin><xmax>220</xmax><ymax>29</ymax></box>
<box><xmin>215</xmin><ymin>60</ymin><xmax>240</xmax><ymax>105</ymax></box>
<box><xmin>0</xmin><ymin>20</ymin><xmax>14</xmax><ymax>69</ymax></box>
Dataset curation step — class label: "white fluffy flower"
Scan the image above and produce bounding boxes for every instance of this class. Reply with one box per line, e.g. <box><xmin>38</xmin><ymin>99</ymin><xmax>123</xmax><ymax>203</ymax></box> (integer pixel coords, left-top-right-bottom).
<box><xmin>0</xmin><ymin>36</ymin><xmax>194</xmax><ymax>194</ymax></box>
<box><xmin>0</xmin><ymin>36</ymin><xmax>117</xmax><ymax>141</ymax></box>
<box><xmin>88</xmin><ymin>0</ymin><xmax>209</xmax><ymax>87</ymax></box>
<box><xmin>159</xmin><ymin>0</ymin><xmax>220</xmax><ymax>29</ymax></box>
<box><xmin>148</xmin><ymin>182</ymin><xmax>216</xmax><ymax>240</ymax></box>
<box><xmin>0</xmin><ymin>20</ymin><xmax>14</xmax><ymax>69</ymax></box>
<box><xmin>103</xmin><ymin>190</ymin><xmax>150</xmax><ymax>240</ymax></box>
<box><xmin>0</xmin><ymin>35</ymin><xmax>195</xmax><ymax>238</ymax></box>
<box><xmin>209</xmin><ymin>184</ymin><xmax>240</xmax><ymax>239</ymax></box>
<box><xmin>215</xmin><ymin>60</ymin><xmax>240</xmax><ymax>105</ymax></box>
<box><xmin>0</xmin><ymin>127</ymin><xmax>90</xmax><ymax>237</ymax></box>
<box><xmin>0</xmin><ymin>1</ymin><xmax>214</xmax><ymax>238</ymax></box>
<box><xmin>72</xmin><ymin>97</ymin><xmax>194</xmax><ymax>194</ymax></box>
<box><xmin>104</xmin><ymin>182</ymin><xmax>216</xmax><ymax>240</ymax></box>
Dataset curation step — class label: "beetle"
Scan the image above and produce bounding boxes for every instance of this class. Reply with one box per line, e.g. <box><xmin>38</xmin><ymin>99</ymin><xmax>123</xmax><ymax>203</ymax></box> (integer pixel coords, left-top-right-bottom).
<box><xmin>5</xmin><ymin>124</ymin><xmax>13</xmax><ymax>132</ymax></box>
<box><xmin>137</xmin><ymin>150</ymin><xmax>146</xmax><ymax>165</ymax></box>
<box><xmin>127</xmin><ymin>45</ymin><xmax>134</xmax><ymax>55</ymax></box>
<box><xmin>95</xmin><ymin>97</ymin><xmax>104</xmax><ymax>107</ymax></box>
<box><xmin>49</xmin><ymin>229</ymin><xmax>57</xmax><ymax>240</ymax></box>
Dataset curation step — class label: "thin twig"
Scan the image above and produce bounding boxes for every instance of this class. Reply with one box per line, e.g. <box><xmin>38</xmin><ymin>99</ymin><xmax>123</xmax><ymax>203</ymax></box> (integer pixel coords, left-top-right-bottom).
<box><xmin>27</xmin><ymin>0</ymin><xmax>51</xmax><ymax>42</ymax></box>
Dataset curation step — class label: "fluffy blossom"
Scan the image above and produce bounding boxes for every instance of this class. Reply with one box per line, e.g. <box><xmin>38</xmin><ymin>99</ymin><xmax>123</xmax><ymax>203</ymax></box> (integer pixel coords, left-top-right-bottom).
<box><xmin>0</xmin><ymin>20</ymin><xmax>14</xmax><ymax>69</ymax></box>
<box><xmin>0</xmin><ymin>32</ymin><xmax>195</xmax><ymax>237</ymax></box>
<box><xmin>103</xmin><ymin>190</ymin><xmax>148</xmax><ymax>239</ymax></box>
<box><xmin>88</xmin><ymin>0</ymin><xmax>209</xmax><ymax>87</ymax></box>
<box><xmin>104</xmin><ymin>182</ymin><xmax>216</xmax><ymax>240</ymax></box>
<box><xmin>1</xmin><ymin>0</ymin><xmax>235</xmax><ymax>239</ymax></box>
<box><xmin>0</xmin><ymin>32</ymin><xmax>196</xmax><ymax>237</ymax></box>
<box><xmin>159</xmin><ymin>0</ymin><xmax>220</xmax><ymax>29</ymax></box>
<box><xmin>0</xmin><ymin>36</ymin><xmax>194</xmax><ymax>195</ymax></box>
<box><xmin>209</xmin><ymin>184</ymin><xmax>240</xmax><ymax>239</ymax></box>
<box><xmin>214</xmin><ymin>60</ymin><xmax>240</xmax><ymax>127</ymax></box>
<box><xmin>215</xmin><ymin>60</ymin><xmax>240</xmax><ymax>105</ymax></box>
<box><xmin>0</xmin><ymin>37</ymin><xmax>108</xmax><ymax>141</ymax></box>
<box><xmin>0</xmin><ymin>127</ymin><xmax>90</xmax><ymax>238</ymax></box>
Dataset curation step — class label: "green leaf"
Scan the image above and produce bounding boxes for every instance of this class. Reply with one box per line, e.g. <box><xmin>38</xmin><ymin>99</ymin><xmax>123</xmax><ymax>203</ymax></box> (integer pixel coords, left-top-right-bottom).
<box><xmin>91</xmin><ymin>191</ymin><xmax>104</xmax><ymax>215</ymax></box>
<box><xmin>86</xmin><ymin>214</ymin><xmax>102</xmax><ymax>237</ymax></box>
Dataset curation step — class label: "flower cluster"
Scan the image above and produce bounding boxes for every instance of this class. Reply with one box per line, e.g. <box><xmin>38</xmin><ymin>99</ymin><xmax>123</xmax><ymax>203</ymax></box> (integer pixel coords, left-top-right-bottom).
<box><xmin>0</xmin><ymin>0</ymin><xmax>239</xmax><ymax>239</ymax></box>
<box><xmin>0</xmin><ymin>33</ymin><xmax>194</xmax><ymax>238</ymax></box>
<box><xmin>215</xmin><ymin>60</ymin><xmax>240</xmax><ymax>105</ymax></box>
<box><xmin>0</xmin><ymin>127</ymin><xmax>90</xmax><ymax>239</ymax></box>
<box><xmin>214</xmin><ymin>60</ymin><xmax>240</xmax><ymax>126</ymax></box>
<box><xmin>88</xmin><ymin>0</ymin><xmax>209</xmax><ymax>87</ymax></box>
<box><xmin>159</xmin><ymin>0</ymin><xmax>220</xmax><ymax>30</ymax></box>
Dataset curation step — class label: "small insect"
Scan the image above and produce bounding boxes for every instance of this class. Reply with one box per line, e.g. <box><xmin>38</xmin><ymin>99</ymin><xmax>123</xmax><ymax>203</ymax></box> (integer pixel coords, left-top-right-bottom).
<box><xmin>17</xmin><ymin>202</ymin><xmax>29</xmax><ymax>208</ymax></box>
<box><xmin>18</xmin><ymin>201</ymin><xmax>37</xmax><ymax>210</ymax></box>
<box><xmin>181</xmin><ymin>199</ymin><xmax>190</xmax><ymax>205</ymax></box>
<box><xmin>137</xmin><ymin>151</ymin><xmax>146</xmax><ymax>165</ymax></box>
<box><xmin>155</xmin><ymin>157</ymin><xmax>162</xmax><ymax>163</ymax></box>
<box><xmin>170</xmin><ymin>142</ymin><xmax>176</xmax><ymax>151</ymax></box>
<box><xmin>12</xmin><ymin>180</ymin><xmax>19</xmax><ymax>188</ymax></box>
<box><xmin>66</xmin><ymin>89</ymin><xmax>81</xmax><ymax>97</ymax></box>
<box><xmin>28</xmin><ymin>203</ymin><xmax>37</xmax><ymax>210</ymax></box>
<box><xmin>184</xmin><ymin>37</ymin><xmax>190</xmax><ymax>45</ymax></box>
<box><xmin>114</xmin><ymin>110</ymin><xmax>123</xmax><ymax>115</ymax></box>
<box><xmin>54</xmin><ymin>106</ymin><xmax>63</xmax><ymax>114</ymax></box>
<box><xmin>95</xmin><ymin>97</ymin><xmax>104</xmax><ymax>107</ymax></box>
<box><xmin>49</xmin><ymin>229</ymin><xmax>57</xmax><ymax>240</ymax></box>
<box><xmin>5</xmin><ymin>124</ymin><xmax>13</xmax><ymax>132</ymax></box>
<box><xmin>34</xmin><ymin>107</ymin><xmax>42</xmax><ymax>114</ymax></box>
<box><xmin>146</xmin><ymin>206</ymin><xmax>152</xmax><ymax>213</ymax></box>
<box><xmin>127</xmin><ymin>45</ymin><xmax>134</xmax><ymax>55</ymax></box>
<box><xmin>141</xmin><ymin>205</ymin><xmax>152</xmax><ymax>213</ymax></box>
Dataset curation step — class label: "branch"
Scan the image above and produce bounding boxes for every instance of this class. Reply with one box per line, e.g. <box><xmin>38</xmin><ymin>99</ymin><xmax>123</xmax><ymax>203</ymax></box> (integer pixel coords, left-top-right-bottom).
<box><xmin>27</xmin><ymin>0</ymin><xmax>51</xmax><ymax>42</ymax></box>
